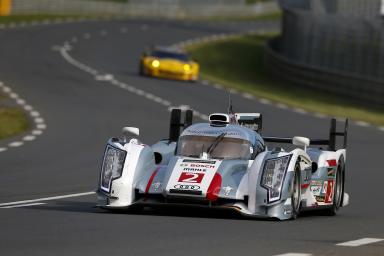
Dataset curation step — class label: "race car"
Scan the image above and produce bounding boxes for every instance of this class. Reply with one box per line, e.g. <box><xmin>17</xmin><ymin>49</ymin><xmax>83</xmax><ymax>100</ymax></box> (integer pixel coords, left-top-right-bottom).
<box><xmin>97</xmin><ymin>109</ymin><xmax>349</xmax><ymax>220</ymax></box>
<box><xmin>139</xmin><ymin>46</ymin><xmax>199</xmax><ymax>81</ymax></box>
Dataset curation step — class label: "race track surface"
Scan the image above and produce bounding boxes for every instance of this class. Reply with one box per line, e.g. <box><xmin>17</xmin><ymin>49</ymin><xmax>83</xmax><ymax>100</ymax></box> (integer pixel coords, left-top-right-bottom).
<box><xmin>0</xmin><ymin>19</ymin><xmax>383</xmax><ymax>256</ymax></box>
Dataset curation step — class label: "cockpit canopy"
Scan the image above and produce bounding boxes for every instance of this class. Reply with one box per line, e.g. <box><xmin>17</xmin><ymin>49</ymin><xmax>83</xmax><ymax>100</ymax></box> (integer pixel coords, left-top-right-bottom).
<box><xmin>177</xmin><ymin>123</ymin><xmax>265</xmax><ymax>160</ymax></box>
<box><xmin>177</xmin><ymin>135</ymin><xmax>252</xmax><ymax>160</ymax></box>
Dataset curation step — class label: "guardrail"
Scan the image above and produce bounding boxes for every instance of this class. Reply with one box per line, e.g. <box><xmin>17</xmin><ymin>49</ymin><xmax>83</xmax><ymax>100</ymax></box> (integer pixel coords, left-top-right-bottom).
<box><xmin>264</xmin><ymin>38</ymin><xmax>384</xmax><ymax>107</ymax></box>
<box><xmin>264</xmin><ymin>0</ymin><xmax>384</xmax><ymax>108</ymax></box>
<box><xmin>8</xmin><ymin>0</ymin><xmax>279</xmax><ymax>18</ymax></box>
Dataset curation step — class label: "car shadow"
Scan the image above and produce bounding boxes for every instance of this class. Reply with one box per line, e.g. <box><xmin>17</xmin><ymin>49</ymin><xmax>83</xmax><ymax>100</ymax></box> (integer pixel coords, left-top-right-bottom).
<box><xmin>23</xmin><ymin>200</ymin><xmax>339</xmax><ymax>221</ymax></box>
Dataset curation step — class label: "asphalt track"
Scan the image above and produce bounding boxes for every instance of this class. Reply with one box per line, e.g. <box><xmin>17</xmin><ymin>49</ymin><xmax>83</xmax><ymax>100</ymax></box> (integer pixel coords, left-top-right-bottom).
<box><xmin>0</xmin><ymin>19</ymin><xmax>383</xmax><ymax>256</ymax></box>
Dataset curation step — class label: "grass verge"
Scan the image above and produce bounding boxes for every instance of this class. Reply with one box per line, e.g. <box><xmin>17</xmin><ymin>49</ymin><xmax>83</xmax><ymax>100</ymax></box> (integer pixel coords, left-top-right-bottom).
<box><xmin>0</xmin><ymin>106</ymin><xmax>30</xmax><ymax>140</ymax></box>
<box><xmin>187</xmin><ymin>34</ymin><xmax>384</xmax><ymax>126</ymax></box>
<box><xmin>185</xmin><ymin>11</ymin><xmax>282</xmax><ymax>22</ymax></box>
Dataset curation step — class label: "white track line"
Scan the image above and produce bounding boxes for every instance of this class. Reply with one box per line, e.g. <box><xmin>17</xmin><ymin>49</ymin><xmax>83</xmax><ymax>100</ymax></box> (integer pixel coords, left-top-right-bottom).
<box><xmin>336</xmin><ymin>238</ymin><xmax>384</xmax><ymax>247</ymax></box>
<box><xmin>1</xmin><ymin>203</ymin><xmax>45</xmax><ymax>209</ymax></box>
<box><xmin>58</xmin><ymin>44</ymin><xmax>209</xmax><ymax>121</ymax></box>
<box><xmin>273</xmin><ymin>253</ymin><xmax>312</xmax><ymax>256</ymax></box>
<box><xmin>0</xmin><ymin>191</ymin><xmax>95</xmax><ymax>207</ymax></box>
<box><xmin>8</xmin><ymin>141</ymin><xmax>24</xmax><ymax>147</ymax></box>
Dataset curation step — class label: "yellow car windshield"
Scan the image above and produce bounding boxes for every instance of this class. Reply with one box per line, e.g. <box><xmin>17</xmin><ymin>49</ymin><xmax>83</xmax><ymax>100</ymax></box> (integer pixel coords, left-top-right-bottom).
<box><xmin>151</xmin><ymin>51</ymin><xmax>189</xmax><ymax>62</ymax></box>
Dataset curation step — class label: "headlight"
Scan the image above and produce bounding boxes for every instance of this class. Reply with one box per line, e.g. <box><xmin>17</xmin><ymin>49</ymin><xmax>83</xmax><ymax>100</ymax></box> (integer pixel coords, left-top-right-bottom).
<box><xmin>261</xmin><ymin>155</ymin><xmax>291</xmax><ymax>203</ymax></box>
<box><xmin>183</xmin><ymin>64</ymin><xmax>191</xmax><ymax>72</ymax></box>
<box><xmin>151</xmin><ymin>60</ymin><xmax>160</xmax><ymax>68</ymax></box>
<box><xmin>100</xmin><ymin>145</ymin><xmax>126</xmax><ymax>193</ymax></box>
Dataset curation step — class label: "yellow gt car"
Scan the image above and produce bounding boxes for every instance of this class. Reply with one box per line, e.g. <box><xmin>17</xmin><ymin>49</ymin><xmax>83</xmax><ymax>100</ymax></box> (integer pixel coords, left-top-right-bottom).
<box><xmin>139</xmin><ymin>47</ymin><xmax>199</xmax><ymax>82</ymax></box>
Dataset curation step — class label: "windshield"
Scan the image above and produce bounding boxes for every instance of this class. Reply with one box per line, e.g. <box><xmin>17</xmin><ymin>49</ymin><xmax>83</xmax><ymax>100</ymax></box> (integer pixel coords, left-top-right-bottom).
<box><xmin>150</xmin><ymin>50</ymin><xmax>189</xmax><ymax>62</ymax></box>
<box><xmin>177</xmin><ymin>135</ymin><xmax>252</xmax><ymax>160</ymax></box>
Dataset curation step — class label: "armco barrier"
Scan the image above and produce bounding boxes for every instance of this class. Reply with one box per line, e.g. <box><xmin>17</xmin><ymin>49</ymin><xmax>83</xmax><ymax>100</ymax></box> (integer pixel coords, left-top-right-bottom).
<box><xmin>264</xmin><ymin>38</ymin><xmax>384</xmax><ymax>107</ymax></box>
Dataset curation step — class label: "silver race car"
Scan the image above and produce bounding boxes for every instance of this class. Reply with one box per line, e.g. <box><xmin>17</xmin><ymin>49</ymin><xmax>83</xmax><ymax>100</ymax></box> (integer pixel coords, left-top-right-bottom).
<box><xmin>97</xmin><ymin>108</ymin><xmax>349</xmax><ymax>220</ymax></box>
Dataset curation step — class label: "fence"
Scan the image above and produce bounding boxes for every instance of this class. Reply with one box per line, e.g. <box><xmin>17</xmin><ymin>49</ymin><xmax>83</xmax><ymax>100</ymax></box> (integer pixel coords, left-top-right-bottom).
<box><xmin>7</xmin><ymin>0</ymin><xmax>278</xmax><ymax>18</ymax></box>
<box><xmin>264</xmin><ymin>0</ymin><xmax>384</xmax><ymax>107</ymax></box>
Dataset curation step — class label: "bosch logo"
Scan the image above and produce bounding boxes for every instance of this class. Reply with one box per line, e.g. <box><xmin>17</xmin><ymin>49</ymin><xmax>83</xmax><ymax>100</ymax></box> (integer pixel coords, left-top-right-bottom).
<box><xmin>190</xmin><ymin>164</ymin><xmax>215</xmax><ymax>168</ymax></box>
<box><xmin>174</xmin><ymin>184</ymin><xmax>201</xmax><ymax>190</ymax></box>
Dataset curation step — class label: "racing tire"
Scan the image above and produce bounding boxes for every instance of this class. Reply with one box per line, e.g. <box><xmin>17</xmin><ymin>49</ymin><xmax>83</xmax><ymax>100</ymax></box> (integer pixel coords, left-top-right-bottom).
<box><xmin>290</xmin><ymin>164</ymin><xmax>302</xmax><ymax>220</ymax></box>
<box><xmin>324</xmin><ymin>157</ymin><xmax>345</xmax><ymax>216</ymax></box>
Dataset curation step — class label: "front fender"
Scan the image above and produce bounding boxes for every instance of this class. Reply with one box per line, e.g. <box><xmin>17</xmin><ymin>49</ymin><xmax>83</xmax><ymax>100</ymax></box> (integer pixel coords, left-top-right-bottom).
<box><xmin>97</xmin><ymin>139</ymin><xmax>156</xmax><ymax>208</ymax></box>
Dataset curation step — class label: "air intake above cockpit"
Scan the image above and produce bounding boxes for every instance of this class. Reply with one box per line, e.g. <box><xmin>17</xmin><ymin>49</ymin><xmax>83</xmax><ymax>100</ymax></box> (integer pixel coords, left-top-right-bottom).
<box><xmin>209</xmin><ymin>113</ymin><xmax>230</xmax><ymax>127</ymax></box>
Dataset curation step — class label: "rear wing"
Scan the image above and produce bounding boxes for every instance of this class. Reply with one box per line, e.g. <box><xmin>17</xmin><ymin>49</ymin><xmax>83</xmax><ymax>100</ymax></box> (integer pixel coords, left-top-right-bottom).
<box><xmin>263</xmin><ymin>118</ymin><xmax>348</xmax><ymax>151</ymax></box>
<box><xmin>169</xmin><ymin>109</ymin><xmax>193</xmax><ymax>142</ymax></box>
<box><xmin>236</xmin><ymin>113</ymin><xmax>263</xmax><ymax>133</ymax></box>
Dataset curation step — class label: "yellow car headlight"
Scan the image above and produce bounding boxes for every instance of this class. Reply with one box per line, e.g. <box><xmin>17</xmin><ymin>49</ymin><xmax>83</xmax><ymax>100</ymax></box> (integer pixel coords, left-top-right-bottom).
<box><xmin>151</xmin><ymin>60</ymin><xmax>160</xmax><ymax>68</ymax></box>
<box><xmin>183</xmin><ymin>64</ymin><xmax>191</xmax><ymax>72</ymax></box>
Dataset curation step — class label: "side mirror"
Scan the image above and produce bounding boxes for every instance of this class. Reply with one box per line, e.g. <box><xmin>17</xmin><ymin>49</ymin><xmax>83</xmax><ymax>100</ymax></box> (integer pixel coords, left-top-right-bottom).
<box><xmin>293</xmin><ymin>136</ymin><xmax>310</xmax><ymax>151</ymax></box>
<box><xmin>122</xmin><ymin>127</ymin><xmax>140</xmax><ymax>142</ymax></box>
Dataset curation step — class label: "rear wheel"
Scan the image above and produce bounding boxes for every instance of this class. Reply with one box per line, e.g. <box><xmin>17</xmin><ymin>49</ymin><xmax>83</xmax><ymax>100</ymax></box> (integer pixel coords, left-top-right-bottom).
<box><xmin>291</xmin><ymin>164</ymin><xmax>301</xmax><ymax>219</ymax></box>
<box><xmin>325</xmin><ymin>157</ymin><xmax>345</xmax><ymax>216</ymax></box>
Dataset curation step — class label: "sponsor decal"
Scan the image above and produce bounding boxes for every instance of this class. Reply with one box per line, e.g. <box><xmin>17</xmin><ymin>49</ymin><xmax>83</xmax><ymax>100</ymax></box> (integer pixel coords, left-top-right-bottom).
<box><xmin>322</xmin><ymin>181</ymin><xmax>328</xmax><ymax>194</ymax></box>
<box><xmin>327</xmin><ymin>167</ymin><xmax>335</xmax><ymax>177</ymax></box>
<box><xmin>174</xmin><ymin>184</ymin><xmax>200</xmax><ymax>190</ymax></box>
<box><xmin>183</xmin><ymin>167</ymin><xmax>206</xmax><ymax>172</ymax></box>
<box><xmin>222</xmin><ymin>186</ymin><xmax>233</xmax><ymax>196</ymax></box>
<box><xmin>325</xmin><ymin>180</ymin><xmax>335</xmax><ymax>203</ymax></box>
<box><xmin>310</xmin><ymin>180</ymin><xmax>323</xmax><ymax>196</ymax></box>
<box><xmin>185</xmin><ymin>129</ymin><xmax>241</xmax><ymax>137</ymax></box>
<box><xmin>315</xmin><ymin>196</ymin><xmax>325</xmax><ymax>202</ymax></box>
<box><xmin>190</xmin><ymin>163</ymin><xmax>215</xmax><ymax>169</ymax></box>
<box><xmin>178</xmin><ymin>172</ymin><xmax>205</xmax><ymax>183</ymax></box>
<box><xmin>151</xmin><ymin>182</ymin><xmax>162</xmax><ymax>191</ymax></box>
<box><xmin>327</xmin><ymin>159</ymin><xmax>337</xmax><ymax>167</ymax></box>
<box><xmin>182</xmin><ymin>159</ymin><xmax>216</xmax><ymax>164</ymax></box>
<box><xmin>310</xmin><ymin>185</ymin><xmax>322</xmax><ymax>196</ymax></box>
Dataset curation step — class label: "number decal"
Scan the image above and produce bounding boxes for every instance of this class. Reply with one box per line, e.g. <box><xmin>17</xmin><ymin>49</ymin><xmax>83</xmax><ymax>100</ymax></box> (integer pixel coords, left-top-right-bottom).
<box><xmin>325</xmin><ymin>180</ymin><xmax>334</xmax><ymax>203</ymax></box>
<box><xmin>178</xmin><ymin>172</ymin><xmax>204</xmax><ymax>183</ymax></box>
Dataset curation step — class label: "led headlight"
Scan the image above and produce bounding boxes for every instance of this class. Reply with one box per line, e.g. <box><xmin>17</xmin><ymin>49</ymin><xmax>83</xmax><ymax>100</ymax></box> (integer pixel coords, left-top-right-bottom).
<box><xmin>261</xmin><ymin>155</ymin><xmax>291</xmax><ymax>203</ymax></box>
<box><xmin>100</xmin><ymin>145</ymin><xmax>126</xmax><ymax>193</ymax></box>
<box><xmin>183</xmin><ymin>64</ymin><xmax>191</xmax><ymax>72</ymax></box>
<box><xmin>151</xmin><ymin>60</ymin><xmax>160</xmax><ymax>68</ymax></box>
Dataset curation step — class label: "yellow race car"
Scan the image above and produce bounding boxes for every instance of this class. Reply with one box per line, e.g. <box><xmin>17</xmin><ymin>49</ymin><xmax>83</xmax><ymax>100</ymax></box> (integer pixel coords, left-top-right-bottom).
<box><xmin>139</xmin><ymin>46</ymin><xmax>199</xmax><ymax>82</ymax></box>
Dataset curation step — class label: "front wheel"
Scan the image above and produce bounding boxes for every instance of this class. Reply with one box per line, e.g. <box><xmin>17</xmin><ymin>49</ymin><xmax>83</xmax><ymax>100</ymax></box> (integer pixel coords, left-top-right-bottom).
<box><xmin>291</xmin><ymin>165</ymin><xmax>301</xmax><ymax>219</ymax></box>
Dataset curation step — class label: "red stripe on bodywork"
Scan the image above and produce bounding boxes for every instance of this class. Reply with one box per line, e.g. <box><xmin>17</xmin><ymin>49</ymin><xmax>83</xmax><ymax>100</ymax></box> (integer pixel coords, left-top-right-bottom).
<box><xmin>145</xmin><ymin>168</ymin><xmax>159</xmax><ymax>194</ymax></box>
<box><xmin>301</xmin><ymin>184</ymin><xmax>310</xmax><ymax>189</ymax></box>
<box><xmin>327</xmin><ymin>159</ymin><xmax>337</xmax><ymax>167</ymax></box>
<box><xmin>206</xmin><ymin>173</ymin><xmax>222</xmax><ymax>201</ymax></box>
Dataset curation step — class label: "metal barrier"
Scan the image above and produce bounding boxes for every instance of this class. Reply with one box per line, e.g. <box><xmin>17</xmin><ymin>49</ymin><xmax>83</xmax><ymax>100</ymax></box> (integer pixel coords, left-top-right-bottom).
<box><xmin>264</xmin><ymin>0</ymin><xmax>384</xmax><ymax>107</ymax></box>
<box><xmin>264</xmin><ymin>38</ymin><xmax>384</xmax><ymax>107</ymax></box>
<box><xmin>9</xmin><ymin>0</ymin><xmax>278</xmax><ymax>18</ymax></box>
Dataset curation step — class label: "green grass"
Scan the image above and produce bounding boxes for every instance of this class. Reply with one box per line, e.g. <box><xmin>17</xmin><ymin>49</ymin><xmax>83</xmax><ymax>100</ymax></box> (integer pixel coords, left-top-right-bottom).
<box><xmin>184</xmin><ymin>11</ymin><xmax>282</xmax><ymax>22</ymax></box>
<box><xmin>0</xmin><ymin>107</ymin><xmax>30</xmax><ymax>140</ymax></box>
<box><xmin>187</xmin><ymin>34</ymin><xmax>384</xmax><ymax>126</ymax></box>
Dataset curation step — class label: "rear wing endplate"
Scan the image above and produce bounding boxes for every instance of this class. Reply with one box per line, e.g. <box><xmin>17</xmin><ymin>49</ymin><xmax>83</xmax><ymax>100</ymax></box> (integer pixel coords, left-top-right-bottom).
<box><xmin>169</xmin><ymin>109</ymin><xmax>193</xmax><ymax>142</ymax></box>
<box><xmin>263</xmin><ymin>118</ymin><xmax>348</xmax><ymax>151</ymax></box>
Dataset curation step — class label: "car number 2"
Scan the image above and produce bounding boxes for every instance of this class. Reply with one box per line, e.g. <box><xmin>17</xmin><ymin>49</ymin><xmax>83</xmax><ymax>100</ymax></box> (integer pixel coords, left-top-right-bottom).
<box><xmin>178</xmin><ymin>172</ymin><xmax>204</xmax><ymax>183</ymax></box>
